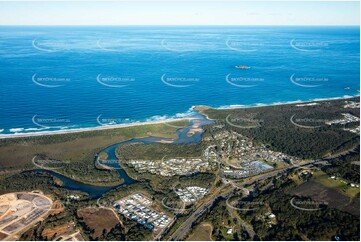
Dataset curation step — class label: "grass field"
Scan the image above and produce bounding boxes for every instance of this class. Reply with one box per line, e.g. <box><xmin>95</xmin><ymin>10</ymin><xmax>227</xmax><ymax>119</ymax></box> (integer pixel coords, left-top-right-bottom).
<box><xmin>289</xmin><ymin>179</ymin><xmax>359</xmax><ymax>216</ymax></box>
<box><xmin>186</xmin><ymin>223</ymin><xmax>213</xmax><ymax>241</ymax></box>
<box><xmin>312</xmin><ymin>170</ymin><xmax>360</xmax><ymax>197</ymax></box>
<box><xmin>77</xmin><ymin>207</ymin><xmax>120</xmax><ymax>239</ymax></box>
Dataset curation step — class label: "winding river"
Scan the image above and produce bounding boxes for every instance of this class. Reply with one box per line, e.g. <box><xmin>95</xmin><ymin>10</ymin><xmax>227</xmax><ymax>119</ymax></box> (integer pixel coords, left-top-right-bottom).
<box><xmin>30</xmin><ymin>114</ymin><xmax>213</xmax><ymax>198</ymax></box>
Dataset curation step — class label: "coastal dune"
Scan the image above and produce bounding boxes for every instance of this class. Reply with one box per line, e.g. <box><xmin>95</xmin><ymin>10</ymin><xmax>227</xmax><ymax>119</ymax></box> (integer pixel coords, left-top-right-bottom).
<box><xmin>0</xmin><ymin>118</ymin><xmax>196</xmax><ymax>139</ymax></box>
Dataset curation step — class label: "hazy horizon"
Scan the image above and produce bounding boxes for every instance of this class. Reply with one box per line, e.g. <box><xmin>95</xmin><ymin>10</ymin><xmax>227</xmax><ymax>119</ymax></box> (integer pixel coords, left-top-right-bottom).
<box><xmin>0</xmin><ymin>1</ymin><xmax>359</xmax><ymax>26</ymax></box>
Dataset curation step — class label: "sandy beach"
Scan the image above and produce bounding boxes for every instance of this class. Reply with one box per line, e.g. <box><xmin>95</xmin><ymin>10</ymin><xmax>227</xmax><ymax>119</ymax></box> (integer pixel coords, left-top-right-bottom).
<box><xmin>196</xmin><ymin>95</ymin><xmax>359</xmax><ymax>120</ymax></box>
<box><xmin>0</xmin><ymin>118</ymin><xmax>196</xmax><ymax>140</ymax></box>
<box><xmin>1</xmin><ymin>95</ymin><xmax>358</xmax><ymax>140</ymax></box>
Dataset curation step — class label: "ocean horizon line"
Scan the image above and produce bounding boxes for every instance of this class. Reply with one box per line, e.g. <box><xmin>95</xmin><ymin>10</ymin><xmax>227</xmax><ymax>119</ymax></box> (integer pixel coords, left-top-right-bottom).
<box><xmin>0</xmin><ymin>25</ymin><xmax>359</xmax><ymax>27</ymax></box>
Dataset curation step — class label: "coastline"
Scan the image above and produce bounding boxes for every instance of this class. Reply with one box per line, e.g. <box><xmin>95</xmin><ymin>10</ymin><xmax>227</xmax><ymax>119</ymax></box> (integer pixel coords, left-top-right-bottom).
<box><xmin>1</xmin><ymin>95</ymin><xmax>359</xmax><ymax>139</ymax></box>
<box><xmin>0</xmin><ymin>118</ymin><xmax>196</xmax><ymax>139</ymax></box>
<box><xmin>211</xmin><ymin>94</ymin><xmax>359</xmax><ymax>110</ymax></box>
<box><xmin>195</xmin><ymin>95</ymin><xmax>360</xmax><ymax>119</ymax></box>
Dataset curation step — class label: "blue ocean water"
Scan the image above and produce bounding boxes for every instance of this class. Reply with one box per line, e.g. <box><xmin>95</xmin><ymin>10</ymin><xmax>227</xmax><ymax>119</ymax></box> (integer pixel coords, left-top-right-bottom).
<box><xmin>0</xmin><ymin>26</ymin><xmax>359</xmax><ymax>135</ymax></box>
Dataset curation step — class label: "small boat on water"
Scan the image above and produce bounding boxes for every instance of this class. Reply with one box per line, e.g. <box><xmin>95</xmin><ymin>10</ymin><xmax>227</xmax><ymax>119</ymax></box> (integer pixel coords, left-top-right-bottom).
<box><xmin>235</xmin><ymin>65</ymin><xmax>250</xmax><ymax>69</ymax></box>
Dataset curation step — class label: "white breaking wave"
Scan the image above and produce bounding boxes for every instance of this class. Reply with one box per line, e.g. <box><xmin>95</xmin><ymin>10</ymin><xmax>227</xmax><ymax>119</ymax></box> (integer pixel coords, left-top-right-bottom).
<box><xmin>10</xmin><ymin>127</ymin><xmax>47</xmax><ymax>133</ymax></box>
<box><xmin>313</xmin><ymin>95</ymin><xmax>354</xmax><ymax>101</ymax></box>
<box><xmin>145</xmin><ymin>107</ymin><xmax>197</xmax><ymax>122</ymax></box>
<box><xmin>9</xmin><ymin>128</ymin><xmax>25</xmax><ymax>132</ymax></box>
<box><xmin>213</xmin><ymin>94</ymin><xmax>359</xmax><ymax>110</ymax></box>
<box><xmin>24</xmin><ymin>127</ymin><xmax>49</xmax><ymax>132</ymax></box>
<box><xmin>7</xmin><ymin>126</ymin><xmax>76</xmax><ymax>134</ymax></box>
<box><xmin>218</xmin><ymin>104</ymin><xmax>246</xmax><ymax>109</ymax></box>
<box><xmin>174</xmin><ymin>107</ymin><xmax>197</xmax><ymax>118</ymax></box>
<box><xmin>145</xmin><ymin>115</ymin><xmax>169</xmax><ymax>122</ymax></box>
<box><xmin>2</xmin><ymin>94</ymin><xmax>359</xmax><ymax>138</ymax></box>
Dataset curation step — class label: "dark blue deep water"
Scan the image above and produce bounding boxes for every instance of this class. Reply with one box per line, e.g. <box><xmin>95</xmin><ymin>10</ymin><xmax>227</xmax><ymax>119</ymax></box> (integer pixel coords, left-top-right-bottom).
<box><xmin>0</xmin><ymin>26</ymin><xmax>359</xmax><ymax>135</ymax></box>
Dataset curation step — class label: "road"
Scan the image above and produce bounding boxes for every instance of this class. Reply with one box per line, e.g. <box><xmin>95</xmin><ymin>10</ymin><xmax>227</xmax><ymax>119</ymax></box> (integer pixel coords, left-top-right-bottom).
<box><xmin>168</xmin><ymin>184</ymin><xmax>234</xmax><ymax>241</ymax></box>
<box><xmin>154</xmin><ymin>200</ymin><xmax>186</xmax><ymax>241</ymax></box>
<box><xmin>155</xmin><ymin>191</ymin><xmax>191</xmax><ymax>241</ymax></box>
<box><xmin>168</xmin><ymin>160</ymin><xmax>320</xmax><ymax>241</ymax></box>
<box><xmin>226</xmin><ymin>204</ymin><xmax>255</xmax><ymax>239</ymax></box>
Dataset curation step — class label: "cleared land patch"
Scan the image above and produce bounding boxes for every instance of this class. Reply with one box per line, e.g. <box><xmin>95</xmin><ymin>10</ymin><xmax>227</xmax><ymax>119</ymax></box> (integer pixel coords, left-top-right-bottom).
<box><xmin>41</xmin><ymin>222</ymin><xmax>77</xmax><ymax>240</ymax></box>
<box><xmin>289</xmin><ymin>180</ymin><xmax>359</xmax><ymax>216</ymax></box>
<box><xmin>0</xmin><ymin>191</ymin><xmax>52</xmax><ymax>240</ymax></box>
<box><xmin>312</xmin><ymin>170</ymin><xmax>360</xmax><ymax>197</ymax></box>
<box><xmin>77</xmin><ymin>207</ymin><xmax>120</xmax><ymax>239</ymax></box>
<box><xmin>186</xmin><ymin>223</ymin><xmax>213</xmax><ymax>241</ymax></box>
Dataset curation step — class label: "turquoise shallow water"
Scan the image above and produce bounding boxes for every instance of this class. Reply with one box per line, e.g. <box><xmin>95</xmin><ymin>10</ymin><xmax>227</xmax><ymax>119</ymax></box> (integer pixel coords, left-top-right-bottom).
<box><xmin>0</xmin><ymin>26</ymin><xmax>359</xmax><ymax>135</ymax></box>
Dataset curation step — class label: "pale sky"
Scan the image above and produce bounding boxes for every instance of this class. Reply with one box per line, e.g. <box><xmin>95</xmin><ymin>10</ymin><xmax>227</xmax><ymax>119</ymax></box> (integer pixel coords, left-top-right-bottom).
<box><xmin>0</xmin><ymin>1</ymin><xmax>359</xmax><ymax>26</ymax></box>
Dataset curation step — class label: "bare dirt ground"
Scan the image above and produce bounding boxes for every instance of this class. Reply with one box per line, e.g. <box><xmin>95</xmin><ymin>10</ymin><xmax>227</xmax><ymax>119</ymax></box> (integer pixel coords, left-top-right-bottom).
<box><xmin>186</xmin><ymin>223</ymin><xmax>213</xmax><ymax>241</ymax></box>
<box><xmin>42</xmin><ymin>222</ymin><xmax>77</xmax><ymax>240</ymax></box>
<box><xmin>0</xmin><ymin>191</ymin><xmax>52</xmax><ymax>241</ymax></box>
<box><xmin>77</xmin><ymin>207</ymin><xmax>120</xmax><ymax>239</ymax></box>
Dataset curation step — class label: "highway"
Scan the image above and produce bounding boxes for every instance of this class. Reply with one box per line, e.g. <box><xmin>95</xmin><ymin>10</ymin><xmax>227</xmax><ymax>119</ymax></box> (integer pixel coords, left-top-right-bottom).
<box><xmin>169</xmin><ymin>184</ymin><xmax>234</xmax><ymax>241</ymax></box>
<box><xmin>154</xmin><ymin>200</ymin><xmax>186</xmax><ymax>241</ymax></box>
<box><xmin>168</xmin><ymin>160</ymin><xmax>320</xmax><ymax>241</ymax></box>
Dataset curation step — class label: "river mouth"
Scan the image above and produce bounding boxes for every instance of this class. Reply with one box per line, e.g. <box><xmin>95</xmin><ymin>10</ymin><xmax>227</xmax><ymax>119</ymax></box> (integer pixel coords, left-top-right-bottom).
<box><xmin>27</xmin><ymin>114</ymin><xmax>213</xmax><ymax>199</ymax></box>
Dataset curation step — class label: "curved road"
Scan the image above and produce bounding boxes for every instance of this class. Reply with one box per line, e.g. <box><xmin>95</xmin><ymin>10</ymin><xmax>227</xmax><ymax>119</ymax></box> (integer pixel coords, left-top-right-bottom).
<box><xmin>168</xmin><ymin>160</ymin><xmax>320</xmax><ymax>241</ymax></box>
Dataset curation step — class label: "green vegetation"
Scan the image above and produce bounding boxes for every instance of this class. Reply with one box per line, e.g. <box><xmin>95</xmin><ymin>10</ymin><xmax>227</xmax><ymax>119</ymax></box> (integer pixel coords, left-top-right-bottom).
<box><xmin>202</xmin><ymin>97</ymin><xmax>360</xmax><ymax>159</ymax></box>
<box><xmin>0</xmin><ymin>120</ymin><xmax>187</xmax><ymax>186</ymax></box>
<box><xmin>86</xmin><ymin>217</ymin><xmax>153</xmax><ymax>241</ymax></box>
<box><xmin>116</xmin><ymin>142</ymin><xmax>204</xmax><ymax>160</ymax></box>
<box><xmin>126</xmin><ymin>162</ymin><xmax>215</xmax><ymax>191</ymax></box>
<box><xmin>100</xmin><ymin>172</ymin><xmax>216</xmax><ymax>208</ymax></box>
<box><xmin>162</xmin><ymin>215</ymin><xmax>189</xmax><ymax>240</ymax></box>
<box><xmin>1</xmin><ymin>98</ymin><xmax>359</xmax><ymax>241</ymax></box>
<box><xmin>188</xmin><ymin>169</ymin><xmax>359</xmax><ymax>241</ymax></box>
<box><xmin>122</xmin><ymin>218</ymin><xmax>153</xmax><ymax>241</ymax></box>
<box><xmin>187</xmin><ymin>198</ymin><xmax>249</xmax><ymax>241</ymax></box>
<box><xmin>0</xmin><ymin>171</ymin><xmax>70</xmax><ymax>198</ymax></box>
<box><xmin>321</xmin><ymin>146</ymin><xmax>360</xmax><ymax>183</ymax></box>
<box><xmin>312</xmin><ymin>170</ymin><xmax>360</xmax><ymax>198</ymax></box>
<box><xmin>239</xmin><ymin>175</ymin><xmax>360</xmax><ymax>240</ymax></box>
